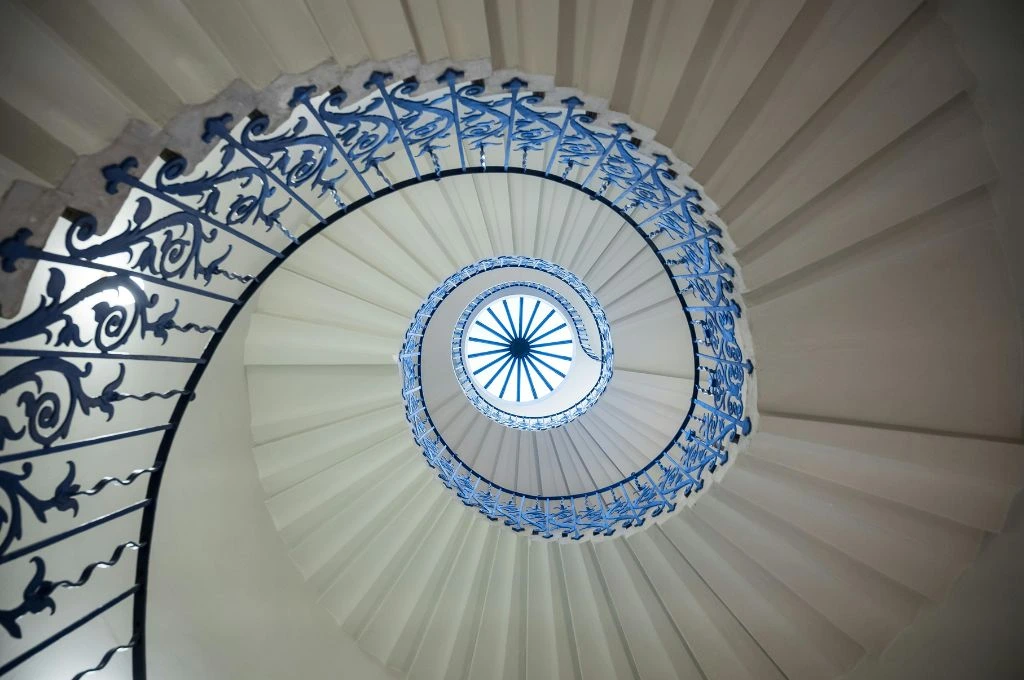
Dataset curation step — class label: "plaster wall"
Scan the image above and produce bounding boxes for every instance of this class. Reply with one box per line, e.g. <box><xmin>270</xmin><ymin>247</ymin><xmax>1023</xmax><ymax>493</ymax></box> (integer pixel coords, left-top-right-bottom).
<box><xmin>145</xmin><ymin>307</ymin><xmax>398</xmax><ymax>680</ymax></box>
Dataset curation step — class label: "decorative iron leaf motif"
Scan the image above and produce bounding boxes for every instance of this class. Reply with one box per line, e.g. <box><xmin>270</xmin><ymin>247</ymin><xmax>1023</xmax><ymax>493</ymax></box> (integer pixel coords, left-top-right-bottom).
<box><xmin>0</xmin><ymin>541</ymin><xmax>142</xmax><ymax>639</ymax></box>
<box><xmin>0</xmin><ymin>461</ymin><xmax>80</xmax><ymax>557</ymax></box>
<box><xmin>240</xmin><ymin>113</ymin><xmax>346</xmax><ymax>201</ymax></box>
<box><xmin>63</xmin><ymin>200</ymin><xmax>232</xmax><ymax>284</ymax></box>
<box><xmin>154</xmin><ymin>145</ymin><xmax>288</xmax><ymax>234</ymax></box>
<box><xmin>0</xmin><ymin>557</ymin><xmax>57</xmax><ymax>638</ymax></box>
<box><xmin>0</xmin><ymin>268</ymin><xmax>195</xmax><ymax>352</ymax></box>
<box><xmin>317</xmin><ymin>86</ymin><xmax>400</xmax><ymax>186</ymax></box>
<box><xmin>0</xmin><ymin>359</ymin><xmax>124</xmax><ymax>450</ymax></box>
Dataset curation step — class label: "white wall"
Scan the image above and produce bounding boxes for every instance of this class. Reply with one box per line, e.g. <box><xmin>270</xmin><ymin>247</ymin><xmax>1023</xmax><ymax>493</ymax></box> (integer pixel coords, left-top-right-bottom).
<box><xmin>145</xmin><ymin>307</ymin><xmax>398</xmax><ymax>680</ymax></box>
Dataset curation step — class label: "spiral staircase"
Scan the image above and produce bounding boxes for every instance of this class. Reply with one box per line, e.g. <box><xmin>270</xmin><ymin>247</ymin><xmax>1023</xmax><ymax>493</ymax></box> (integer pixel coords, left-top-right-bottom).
<box><xmin>1</xmin><ymin>1</ymin><xmax>1024</xmax><ymax>679</ymax></box>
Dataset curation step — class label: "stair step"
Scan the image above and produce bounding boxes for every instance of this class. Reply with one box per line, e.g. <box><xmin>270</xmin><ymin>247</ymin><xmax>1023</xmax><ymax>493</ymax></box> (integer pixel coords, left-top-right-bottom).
<box><xmin>592</xmin><ymin>538</ymin><xmax>703</xmax><ymax>679</ymax></box>
<box><xmin>695</xmin><ymin>485</ymin><xmax>921</xmax><ymax>653</ymax></box>
<box><xmin>721</xmin><ymin>455</ymin><xmax>983</xmax><ymax>599</ymax></box>
<box><xmin>661</xmin><ymin>514</ymin><xmax>858</xmax><ymax>680</ymax></box>
<box><xmin>253</xmin><ymin>405</ymin><xmax>407</xmax><ymax>495</ymax></box>
<box><xmin>246</xmin><ymin>312</ymin><xmax>397</xmax><ymax>366</ymax></box>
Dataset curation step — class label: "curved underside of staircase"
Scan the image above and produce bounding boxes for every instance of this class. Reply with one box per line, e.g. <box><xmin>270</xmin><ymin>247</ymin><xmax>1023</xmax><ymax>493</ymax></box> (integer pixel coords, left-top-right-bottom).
<box><xmin>241</xmin><ymin>150</ymin><xmax>1023</xmax><ymax>680</ymax></box>
<box><xmin>2</xmin><ymin>1</ymin><xmax>1024</xmax><ymax>679</ymax></box>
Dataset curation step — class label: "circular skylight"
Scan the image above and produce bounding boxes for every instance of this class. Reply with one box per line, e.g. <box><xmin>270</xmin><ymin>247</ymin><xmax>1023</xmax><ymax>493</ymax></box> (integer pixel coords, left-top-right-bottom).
<box><xmin>464</xmin><ymin>294</ymin><xmax>575</xmax><ymax>403</ymax></box>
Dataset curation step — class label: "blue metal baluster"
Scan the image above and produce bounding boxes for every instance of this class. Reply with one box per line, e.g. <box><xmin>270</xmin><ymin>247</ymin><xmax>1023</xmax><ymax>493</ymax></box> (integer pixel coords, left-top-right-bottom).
<box><xmin>579</xmin><ymin>122</ymin><xmax>633</xmax><ymax>190</ymax></box>
<box><xmin>58</xmin><ymin>202</ymin><xmax>247</xmax><ymax>287</ymax></box>
<box><xmin>103</xmin><ymin>158</ymin><xmax>284</xmax><ymax>258</ymax></box>
<box><xmin>0</xmin><ymin>586</ymin><xmax>140</xmax><ymax>676</ymax></box>
<box><xmin>642</xmin><ymin>470</ymin><xmax>676</xmax><ymax>514</ymax></box>
<box><xmin>502</xmin><ymin>78</ymin><xmax>527</xmax><ymax>171</ymax></box>
<box><xmin>673</xmin><ymin>431</ymin><xmax>724</xmax><ymax>469</ymax></box>
<box><xmin>202</xmin><ymin>114</ymin><xmax>324</xmax><ymax>229</ymax></box>
<box><xmin>544</xmin><ymin>96</ymin><xmax>583</xmax><ymax>177</ymax></box>
<box><xmin>672</xmin><ymin>264</ymin><xmax>735</xmax><ymax>281</ymax></box>
<box><xmin>0</xmin><ymin>499</ymin><xmax>150</xmax><ymax>566</ymax></box>
<box><xmin>71</xmin><ymin>634</ymin><xmax>139</xmax><ymax>680</ymax></box>
<box><xmin>365</xmin><ymin>71</ymin><xmax>421</xmax><ymax>180</ymax></box>
<box><xmin>695</xmin><ymin>353</ymin><xmax>754</xmax><ymax>372</ymax></box>
<box><xmin>567</xmin><ymin>501</ymin><xmax>582</xmax><ymax>540</ymax></box>
<box><xmin>656</xmin><ymin>232</ymin><xmax>721</xmax><ymax>258</ymax></box>
<box><xmin>686</xmin><ymin>300</ymin><xmax>741</xmax><ymax>315</ymax></box>
<box><xmin>1</xmin><ymin>228</ymin><xmax>239</xmax><ymax>305</ymax></box>
<box><xmin>635</xmin><ymin>187</ymin><xmax>701</xmax><ymax>231</ymax></box>
<box><xmin>0</xmin><ymin>268</ymin><xmax>218</xmax><ymax>359</ymax></box>
<box><xmin>592</xmin><ymin>491</ymin><xmax>615</xmax><ymax>536</ymax></box>
<box><xmin>616</xmin><ymin>483</ymin><xmax>644</xmax><ymax>527</ymax></box>
<box><xmin>693</xmin><ymin>400</ymin><xmax>751</xmax><ymax>435</ymax></box>
<box><xmin>656</xmin><ymin>448</ymin><xmax>700</xmax><ymax>494</ymax></box>
<box><xmin>610</xmin><ymin>154</ymin><xmax>669</xmax><ymax>207</ymax></box>
<box><xmin>512</xmin><ymin>494</ymin><xmax>527</xmax><ymax>532</ymax></box>
<box><xmin>290</xmin><ymin>85</ymin><xmax>376</xmax><ymax>199</ymax></box>
<box><xmin>0</xmin><ymin>424</ymin><xmax>172</xmax><ymax>466</ymax></box>
<box><xmin>439</xmin><ymin>68</ymin><xmax>468</xmax><ymax>171</ymax></box>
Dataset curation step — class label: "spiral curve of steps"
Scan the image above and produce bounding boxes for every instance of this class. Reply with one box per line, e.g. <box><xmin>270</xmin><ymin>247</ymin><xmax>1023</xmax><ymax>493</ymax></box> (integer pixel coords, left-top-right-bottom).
<box><xmin>241</xmin><ymin>140</ymin><xmax>1023</xmax><ymax>680</ymax></box>
<box><xmin>1</xmin><ymin>1</ymin><xmax>1023</xmax><ymax>679</ymax></box>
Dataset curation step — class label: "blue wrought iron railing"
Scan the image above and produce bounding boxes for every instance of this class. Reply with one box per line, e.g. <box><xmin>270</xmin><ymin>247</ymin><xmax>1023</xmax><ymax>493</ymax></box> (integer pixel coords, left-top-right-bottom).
<box><xmin>421</xmin><ymin>257</ymin><xmax>612</xmax><ymax>430</ymax></box>
<box><xmin>454</xmin><ymin>279</ymin><xmax>600</xmax><ymax>403</ymax></box>
<box><xmin>0</xmin><ymin>67</ymin><xmax>751</xmax><ymax>677</ymax></box>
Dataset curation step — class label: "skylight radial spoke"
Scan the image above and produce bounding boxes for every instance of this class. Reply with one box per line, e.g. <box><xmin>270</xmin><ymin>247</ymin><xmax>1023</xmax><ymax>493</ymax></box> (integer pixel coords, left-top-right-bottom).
<box><xmin>524</xmin><ymin>355</ymin><xmax>555</xmax><ymax>391</ymax></box>
<box><xmin>473</xmin><ymin>351</ymin><xmax>512</xmax><ymax>376</ymax></box>
<box><xmin>463</xmin><ymin>293</ymin><xmax>579</xmax><ymax>404</ymax></box>
<box><xmin>502</xmin><ymin>299</ymin><xmax>518</xmax><ymax>339</ymax></box>
<box><xmin>533</xmin><ymin>361</ymin><xmax>564</xmax><ymax>389</ymax></box>
<box><xmin>522</xmin><ymin>356</ymin><xmax>539</xmax><ymax>399</ymax></box>
<box><xmin>498</xmin><ymin>355</ymin><xmax>516</xmax><ymax>398</ymax></box>
<box><xmin>515</xmin><ymin>357</ymin><xmax>522</xmax><ymax>401</ymax></box>
<box><xmin>468</xmin><ymin>336</ymin><xmax>508</xmax><ymax>347</ymax></box>
<box><xmin>525</xmin><ymin>309</ymin><xmax>556</xmax><ymax>342</ymax></box>
<box><xmin>483</xmin><ymin>354</ymin><xmax>516</xmax><ymax>389</ymax></box>
<box><xmin>518</xmin><ymin>297</ymin><xmax>524</xmax><ymax>340</ymax></box>
<box><xmin>522</xmin><ymin>299</ymin><xmax>541</xmax><ymax>339</ymax></box>
<box><xmin>474</xmin><ymin>320</ymin><xmax>512</xmax><ymax>343</ymax></box>
<box><xmin>527</xmin><ymin>353</ymin><xmax>567</xmax><ymax>378</ymax></box>
<box><xmin>531</xmin><ymin>349</ymin><xmax>573</xmax><ymax>361</ymax></box>
<box><xmin>468</xmin><ymin>348</ymin><xmax>511</xmax><ymax>358</ymax></box>
<box><xmin>529</xmin><ymin>322</ymin><xmax>568</xmax><ymax>344</ymax></box>
<box><xmin>487</xmin><ymin>308</ymin><xmax>515</xmax><ymax>341</ymax></box>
